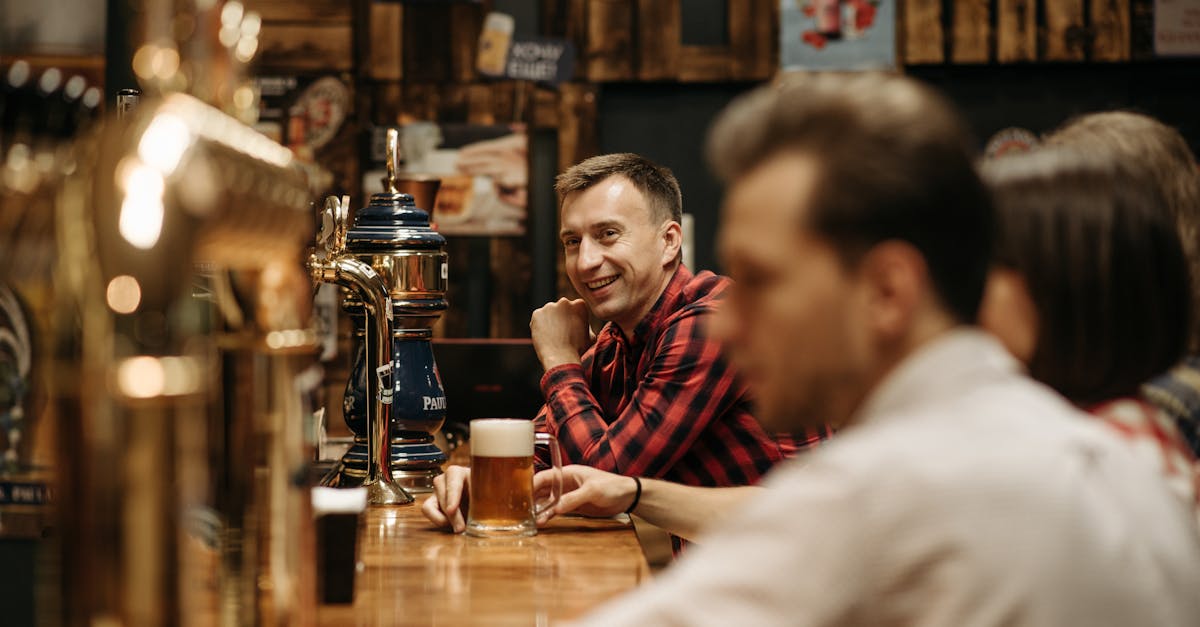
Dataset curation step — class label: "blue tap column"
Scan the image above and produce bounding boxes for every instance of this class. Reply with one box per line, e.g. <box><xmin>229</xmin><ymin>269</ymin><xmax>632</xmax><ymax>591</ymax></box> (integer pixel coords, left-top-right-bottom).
<box><xmin>339</xmin><ymin>191</ymin><xmax>448</xmax><ymax>492</ymax></box>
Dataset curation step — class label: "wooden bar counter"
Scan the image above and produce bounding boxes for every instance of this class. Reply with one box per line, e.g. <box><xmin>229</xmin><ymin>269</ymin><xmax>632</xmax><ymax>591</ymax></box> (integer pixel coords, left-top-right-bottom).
<box><xmin>316</xmin><ymin>487</ymin><xmax>651</xmax><ymax>626</ymax></box>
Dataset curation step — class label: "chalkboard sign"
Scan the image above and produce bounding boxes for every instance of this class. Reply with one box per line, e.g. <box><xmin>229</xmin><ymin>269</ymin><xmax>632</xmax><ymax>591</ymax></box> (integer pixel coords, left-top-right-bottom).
<box><xmin>503</xmin><ymin>36</ymin><xmax>575</xmax><ymax>84</ymax></box>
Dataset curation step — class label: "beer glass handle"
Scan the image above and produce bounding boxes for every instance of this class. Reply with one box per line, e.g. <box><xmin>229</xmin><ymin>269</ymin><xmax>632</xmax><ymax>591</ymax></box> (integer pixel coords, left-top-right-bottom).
<box><xmin>533</xmin><ymin>433</ymin><xmax>562</xmax><ymax>516</ymax></box>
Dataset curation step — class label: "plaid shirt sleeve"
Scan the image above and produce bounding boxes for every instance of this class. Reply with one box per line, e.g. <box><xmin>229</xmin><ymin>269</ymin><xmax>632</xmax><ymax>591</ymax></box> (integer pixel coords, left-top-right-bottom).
<box><xmin>532</xmin><ymin>311</ymin><xmax>749</xmax><ymax>478</ymax></box>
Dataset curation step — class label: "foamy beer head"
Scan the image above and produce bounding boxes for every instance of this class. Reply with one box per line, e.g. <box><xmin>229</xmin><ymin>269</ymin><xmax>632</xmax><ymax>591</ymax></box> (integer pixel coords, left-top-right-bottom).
<box><xmin>470</xmin><ymin>419</ymin><xmax>534</xmax><ymax>457</ymax></box>
<box><xmin>466</xmin><ymin>419</ymin><xmax>557</xmax><ymax>537</ymax></box>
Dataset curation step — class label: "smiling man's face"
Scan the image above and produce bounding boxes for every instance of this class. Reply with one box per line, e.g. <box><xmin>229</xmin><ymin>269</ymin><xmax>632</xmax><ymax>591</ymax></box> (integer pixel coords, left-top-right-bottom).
<box><xmin>559</xmin><ymin>175</ymin><xmax>679</xmax><ymax>333</ymax></box>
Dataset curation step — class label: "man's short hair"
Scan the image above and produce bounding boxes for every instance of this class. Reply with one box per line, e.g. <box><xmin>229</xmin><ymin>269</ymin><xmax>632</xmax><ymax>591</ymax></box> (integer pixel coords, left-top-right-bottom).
<box><xmin>705</xmin><ymin>72</ymin><xmax>993</xmax><ymax>323</ymax></box>
<box><xmin>555</xmin><ymin>153</ymin><xmax>683</xmax><ymax>225</ymax></box>
<box><xmin>982</xmin><ymin>148</ymin><xmax>1191</xmax><ymax>404</ymax></box>
<box><xmin>1045</xmin><ymin>111</ymin><xmax>1200</xmax><ymax>350</ymax></box>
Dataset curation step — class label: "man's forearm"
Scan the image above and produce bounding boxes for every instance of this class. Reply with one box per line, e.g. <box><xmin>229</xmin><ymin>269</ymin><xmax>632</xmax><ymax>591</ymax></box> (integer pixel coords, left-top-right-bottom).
<box><xmin>632</xmin><ymin>480</ymin><xmax>763</xmax><ymax>542</ymax></box>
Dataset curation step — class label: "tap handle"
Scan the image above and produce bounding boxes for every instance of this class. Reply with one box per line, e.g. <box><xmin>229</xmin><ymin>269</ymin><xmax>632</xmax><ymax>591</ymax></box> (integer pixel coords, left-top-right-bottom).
<box><xmin>316</xmin><ymin>195</ymin><xmax>350</xmax><ymax>257</ymax></box>
<box><xmin>384</xmin><ymin>127</ymin><xmax>399</xmax><ymax>193</ymax></box>
<box><xmin>335</xmin><ymin>194</ymin><xmax>350</xmax><ymax>252</ymax></box>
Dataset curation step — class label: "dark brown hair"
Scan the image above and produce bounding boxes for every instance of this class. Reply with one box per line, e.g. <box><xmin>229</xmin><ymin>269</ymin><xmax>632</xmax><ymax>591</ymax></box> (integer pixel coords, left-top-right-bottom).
<box><xmin>706</xmin><ymin>71</ymin><xmax>993</xmax><ymax>323</ymax></box>
<box><xmin>555</xmin><ymin>153</ymin><xmax>683</xmax><ymax>225</ymax></box>
<box><xmin>982</xmin><ymin>148</ymin><xmax>1192</xmax><ymax>404</ymax></box>
<box><xmin>1045</xmin><ymin>111</ymin><xmax>1200</xmax><ymax>350</ymax></box>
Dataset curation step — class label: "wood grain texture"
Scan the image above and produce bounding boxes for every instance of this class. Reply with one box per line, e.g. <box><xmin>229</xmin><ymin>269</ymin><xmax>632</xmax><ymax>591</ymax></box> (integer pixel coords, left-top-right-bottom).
<box><xmin>678</xmin><ymin>45</ymin><xmax>732</xmax><ymax>82</ymax></box>
<box><xmin>1044</xmin><ymin>0</ymin><xmax>1086</xmax><ymax>61</ymax></box>
<box><xmin>491</xmin><ymin>237</ymin><xmax>534</xmax><ymax>337</ymax></box>
<box><xmin>541</xmin><ymin>0</ymin><xmax>570</xmax><ymax>36</ymax></box>
<box><xmin>403</xmin><ymin>2</ymin><xmax>452</xmax><ymax>83</ymax></box>
<box><xmin>1091</xmin><ymin>0</ymin><xmax>1131</xmax><ymax>61</ymax></box>
<box><xmin>365</xmin><ymin>3</ymin><xmax>403</xmax><ymax>81</ymax></box>
<box><xmin>493</xmin><ymin>81</ymin><xmax>520</xmax><ymax>124</ymax></box>
<box><xmin>316</xmin><ymin>505</ymin><xmax>650</xmax><ymax>626</ymax></box>
<box><xmin>997</xmin><ymin>0</ymin><xmax>1037</xmax><ymax>62</ymax></box>
<box><xmin>242</xmin><ymin>0</ymin><xmax>351</xmax><ymax>23</ymax></box>
<box><xmin>904</xmin><ymin>0</ymin><xmax>945</xmax><ymax>64</ymax></box>
<box><xmin>369</xmin><ymin>82</ymin><xmax>403</xmax><ymax>126</ymax></box>
<box><xmin>450</xmin><ymin>2</ymin><xmax>485</xmax><ymax>83</ymax></box>
<box><xmin>729</xmin><ymin>0</ymin><xmax>776</xmax><ymax>80</ymax></box>
<box><xmin>951</xmin><ymin>0</ymin><xmax>991</xmax><ymax>63</ymax></box>
<box><xmin>1130</xmin><ymin>0</ymin><xmax>1155</xmax><ymax>60</ymax></box>
<box><xmin>532</xmin><ymin>87</ymin><xmax>561</xmax><ymax>128</ymax></box>
<box><xmin>584</xmin><ymin>0</ymin><xmax>635</xmax><ymax>81</ymax></box>
<box><xmin>466</xmin><ymin>84</ymin><xmax>495</xmax><ymax>125</ymax></box>
<box><xmin>636</xmin><ymin>0</ymin><xmax>681</xmax><ymax>80</ymax></box>
<box><xmin>257</xmin><ymin>24</ymin><xmax>353</xmax><ymax>72</ymax></box>
<box><xmin>557</xmin><ymin>83</ymin><xmax>599</xmax><ymax>173</ymax></box>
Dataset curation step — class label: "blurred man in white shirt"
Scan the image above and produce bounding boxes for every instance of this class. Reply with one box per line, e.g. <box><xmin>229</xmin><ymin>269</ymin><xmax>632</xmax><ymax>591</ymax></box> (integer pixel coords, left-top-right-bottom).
<box><xmin>544</xmin><ymin>72</ymin><xmax>1200</xmax><ymax>627</ymax></box>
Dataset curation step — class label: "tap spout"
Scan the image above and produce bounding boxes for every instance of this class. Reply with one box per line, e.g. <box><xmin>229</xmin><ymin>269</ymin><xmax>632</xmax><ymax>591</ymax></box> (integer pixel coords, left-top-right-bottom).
<box><xmin>309</xmin><ymin>254</ymin><xmax>413</xmax><ymax>506</ymax></box>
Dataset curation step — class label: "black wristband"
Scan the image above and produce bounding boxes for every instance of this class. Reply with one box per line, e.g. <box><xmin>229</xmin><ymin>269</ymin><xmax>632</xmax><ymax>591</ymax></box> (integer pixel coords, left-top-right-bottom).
<box><xmin>624</xmin><ymin>476</ymin><xmax>642</xmax><ymax>514</ymax></box>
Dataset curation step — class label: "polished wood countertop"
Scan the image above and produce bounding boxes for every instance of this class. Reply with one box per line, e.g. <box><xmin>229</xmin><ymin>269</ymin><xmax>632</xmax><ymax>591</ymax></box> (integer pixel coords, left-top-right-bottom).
<box><xmin>316</xmin><ymin>486</ymin><xmax>651</xmax><ymax>626</ymax></box>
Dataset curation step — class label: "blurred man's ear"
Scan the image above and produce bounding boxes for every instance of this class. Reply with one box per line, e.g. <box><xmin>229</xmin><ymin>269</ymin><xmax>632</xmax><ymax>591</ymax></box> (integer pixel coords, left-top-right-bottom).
<box><xmin>858</xmin><ymin>241</ymin><xmax>929</xmax><ymax>341</ymax></box>
<box><xmin>660</xmin><ymin>221</ymin><xmax>683</xmax><ymax>267</ymax></box>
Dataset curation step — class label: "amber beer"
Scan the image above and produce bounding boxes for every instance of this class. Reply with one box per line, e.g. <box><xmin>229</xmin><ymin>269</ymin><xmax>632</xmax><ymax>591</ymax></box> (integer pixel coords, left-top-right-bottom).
<box><xmin>466</xmin><ymin>419</ymin><xmax>561</xmax><ymax>537</ymax></box>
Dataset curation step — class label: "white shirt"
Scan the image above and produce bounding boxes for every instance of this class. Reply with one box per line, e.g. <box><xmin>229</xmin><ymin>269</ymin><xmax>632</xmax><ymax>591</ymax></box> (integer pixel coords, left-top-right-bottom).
<box><xmin>572</xmin><ymin>330</ymin><xmax>1200</xmax><ymax>627</ymax></box>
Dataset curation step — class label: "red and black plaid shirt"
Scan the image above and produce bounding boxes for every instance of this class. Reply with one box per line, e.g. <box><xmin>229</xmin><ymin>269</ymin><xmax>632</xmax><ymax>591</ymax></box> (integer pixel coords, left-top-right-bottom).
<box><xmin>534</xmin><ymin>266</ymin><xmax>826</xmax><ymax>487</ymax></box>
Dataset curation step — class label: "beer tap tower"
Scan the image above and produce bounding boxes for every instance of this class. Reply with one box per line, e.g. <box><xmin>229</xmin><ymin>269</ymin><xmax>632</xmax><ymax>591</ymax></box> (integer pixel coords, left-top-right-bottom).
<box><xmin>317</xmin><ymin>129</ymin><xmax>449</xmax><ymax>493</ymax></box>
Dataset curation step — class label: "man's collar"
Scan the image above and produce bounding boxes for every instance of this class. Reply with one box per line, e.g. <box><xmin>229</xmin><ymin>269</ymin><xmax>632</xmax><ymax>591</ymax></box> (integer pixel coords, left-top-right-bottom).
<box><xmin>852</xmin><ymin>328</ymin><xmax>1022</xmax><ymax>427</ymax></box>
<box><xmin>616</xmin><ymin>264</ymin><xmax>692</xmax><ymax>346</ymax></box>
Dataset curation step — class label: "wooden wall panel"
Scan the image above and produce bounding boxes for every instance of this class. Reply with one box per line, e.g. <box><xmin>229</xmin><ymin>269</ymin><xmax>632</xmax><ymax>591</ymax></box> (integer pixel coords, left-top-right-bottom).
<box><xmin>557</xmin><ymin>83</ymin><xmax>598</xmax><ymax>173</ymax></box>
<box><xmin>242</xmin><ymin>0</ymin><xmax>351</xmax><ymax>23</ymax></box>
<box><xmin>584</xmin><ymin>0</ymin><xmax>635</xmax><ymax>81</ymax></box>
<box><xmin>257</xmin><ymin>24</ymin><xmax>353</xmax><ymax>71</ymax></box>
<box><xmin>904</xmin><ymin>0</ymin><xmax>945</xmax><ymax>64</ymax></box>
<box><xmin>951</xmin><ymin>0</ymin><xmax>991</xmax><ymax>63</ymax></box>
<box><xmin>449</xmin><ymin>3</ymin><xmax>484</xmax><ymax>83</ymax></box>
<box><xmin>532</xmin><ymin>87</ymin><xmax>560</xmax><ymax>128</ymax></box>
<box><xmin>1092</xmin><ymin>0</ymin><xmax>1131</xmax><ymax>61</ymax></box>
<box><xmin>370</xmin><ymin>83</ymin><xmax>403</xmax><ymax>126</ymax></box>
<box><xmin>541</xmin><ymin>0</ymin><xmax>569</xmax><ymax>36</ymax></box>
<box><xmin>996</xmin><ymin>0</ymin><xmax>1037</xmax><ymax>62</ymax></box>
<box><xmin>490</xmin><ymin>238</ymin><xmax>534</xmax><ymax>337</ymax></box>
<box><xmin>1130</xmin><ymin>0</ymin><xmax>1155</xmax><ymax>59</ymax></box>
<box><xmin>492</xmin><ymin>82</ymin><xmax>519</xmax><ymax>123</ymax></box>
<box><xmin>567</xmin><ymin>0</ymin><xmax>590</xmax><ymax>57</ymax></box>
<box><xmin>465</xmin><ymin>84</ymin><xmax>495</xmax><ymax>124</ymax></box>
<box><xmin>366</xmin><ymin>3</ymin><xmax>403</xmax><ymax>81</ymax></box>
<box><xmin>636</xmin><ymin>0</ymin><xmax>680</xmax><ymax>80</ymax></box>
<box><xmin>1044</xmin><ymin>0</ymin><xmax>1086</xmax><ymax>60</ymax></box>
<box><xmin>403</xmin><ymin>3</ymin><xmax>452</xmax><ymax>82</ymax></box>
<box><xmin>729</xmin><ymin>0</ymin><xmax>776</xmax><ymax>80</ymax></box>
<box><xmin>679</xmin><ymin>46</ymin><xmax>732</xmax><ymax>81</ymax></box>
<box><xmin>400</xmin><ymin>83</ymin><xmax>441</xmax><ymax>123</ymax></box>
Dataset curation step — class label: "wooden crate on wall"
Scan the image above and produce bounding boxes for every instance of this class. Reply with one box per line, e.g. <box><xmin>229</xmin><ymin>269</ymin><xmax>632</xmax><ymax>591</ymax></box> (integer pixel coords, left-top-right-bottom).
<box><xmin>902</xmin><ymin>0</ymin><xmax>1133</xmax><ymax>65</ymax></box>
<box><xmin>543</xmin><ymin>0</ymin><xmax>777</xmax><ymax>82</ymax></box>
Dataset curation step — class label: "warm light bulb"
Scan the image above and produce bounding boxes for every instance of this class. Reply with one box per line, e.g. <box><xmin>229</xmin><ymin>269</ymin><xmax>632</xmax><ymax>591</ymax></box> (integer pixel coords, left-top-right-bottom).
<box><xmin>105</xmin><ymin>275</ymin><xmax>142</xmax><ymax>314</ymax></box>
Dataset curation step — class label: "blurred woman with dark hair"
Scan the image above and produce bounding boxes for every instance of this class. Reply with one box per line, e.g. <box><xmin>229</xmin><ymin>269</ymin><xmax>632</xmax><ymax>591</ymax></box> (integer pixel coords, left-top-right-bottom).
<box><xmin>980</xmin><ymin>148</ymin><xmax>1200</xmax><ymax>521</ymax></box>
<box><xmin>1045</xmin><ymin>111</ymin><xmax>1200</xmax><ymax>457</ymax></box>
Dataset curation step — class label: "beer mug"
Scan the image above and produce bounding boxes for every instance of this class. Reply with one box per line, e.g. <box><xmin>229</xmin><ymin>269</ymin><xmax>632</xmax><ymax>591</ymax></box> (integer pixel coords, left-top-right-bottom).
<box><xmin>466</xmin><ymin>419</ymin><xmax>562</xmax><ymax>537</ymax></box>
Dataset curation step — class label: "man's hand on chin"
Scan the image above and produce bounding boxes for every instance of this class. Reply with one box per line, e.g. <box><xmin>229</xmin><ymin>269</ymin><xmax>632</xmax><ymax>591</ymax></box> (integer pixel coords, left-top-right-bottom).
<box><xmin>531</xmin><ymin>298</ymin><xmax>593</xmax><ymax>370</ymax></box>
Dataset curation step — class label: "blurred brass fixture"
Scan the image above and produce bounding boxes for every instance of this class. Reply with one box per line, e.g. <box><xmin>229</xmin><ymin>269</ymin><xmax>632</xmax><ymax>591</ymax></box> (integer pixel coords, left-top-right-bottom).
<box><xmin>46</xmin><ymin>89</ymin><xmax>322</xmax><ymax>626</ymax></box>
<box><xmin>0</xmin><ymin>61</ymin><xmax>99</xmax><ymax>552</ymax></box>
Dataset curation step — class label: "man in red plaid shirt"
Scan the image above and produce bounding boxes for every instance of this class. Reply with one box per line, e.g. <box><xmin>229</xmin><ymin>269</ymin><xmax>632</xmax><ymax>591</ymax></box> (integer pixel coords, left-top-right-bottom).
<box><xmin>424</xmin><ymin>154</ymin><xmax>824</xmax><ymax>533</ymax></box>
<box><xmin>528</xmin><ymin>153</ymin><xmax>825</xmax><ymax>487</ymax></box>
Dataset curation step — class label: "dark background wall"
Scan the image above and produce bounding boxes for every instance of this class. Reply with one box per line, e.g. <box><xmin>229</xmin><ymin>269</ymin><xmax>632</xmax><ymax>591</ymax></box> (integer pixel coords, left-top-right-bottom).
<box><xmin>597</xmin><ymin>62</ymin><xmax>1200</xmax><ymax>274</ymax></box>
